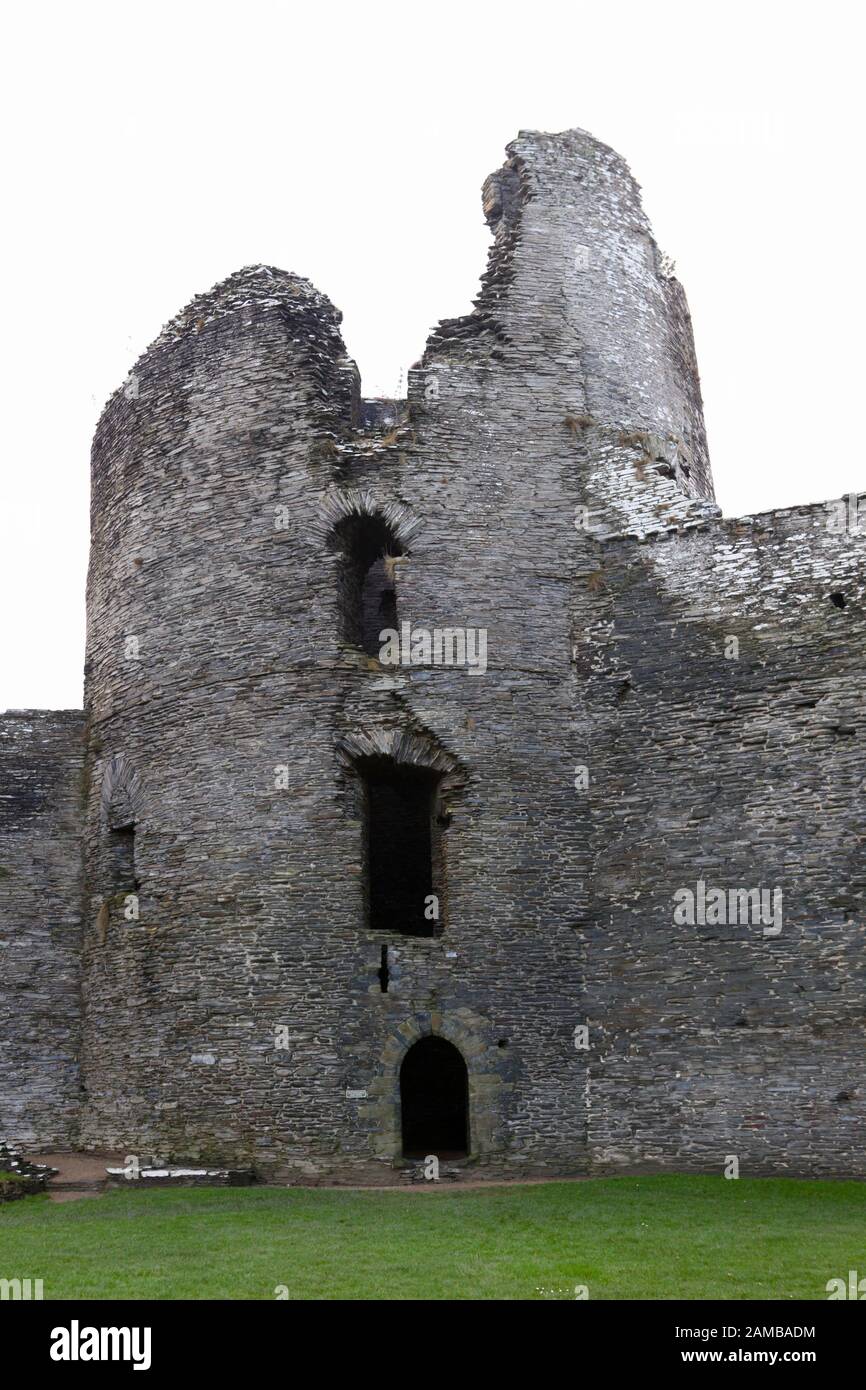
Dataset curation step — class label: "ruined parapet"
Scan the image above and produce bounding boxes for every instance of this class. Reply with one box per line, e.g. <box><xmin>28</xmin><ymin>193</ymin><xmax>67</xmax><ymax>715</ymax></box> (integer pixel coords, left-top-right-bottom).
<box><xmin>414</xmin><ymin>128</ymin><xmax>712</xmax><ymax>505</ymax></box>
<box><xmin>86</xmin><ymin>264</ymin><xmax>359</xmax><ymax>728</ymax></box>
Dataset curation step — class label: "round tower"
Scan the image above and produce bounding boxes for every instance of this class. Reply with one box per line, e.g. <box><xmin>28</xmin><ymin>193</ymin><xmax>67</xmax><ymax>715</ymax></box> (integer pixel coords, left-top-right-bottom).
<box><xmin>79</xmin><ymin>130</ymin><xmax>715</xmax><ymax>1183</ymax></box>
<box><xmin>80</xmin><ymin>266</ymin><xmax>377</xmax><ymax>1172</ymax></box>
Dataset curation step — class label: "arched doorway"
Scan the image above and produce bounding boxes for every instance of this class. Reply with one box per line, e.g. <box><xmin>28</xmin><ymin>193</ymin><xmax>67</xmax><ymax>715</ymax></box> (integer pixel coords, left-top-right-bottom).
<box><xmin>400</xmin><ymin>1036</ymin><xmax>469</xmax><ymax>1158</ymax></box>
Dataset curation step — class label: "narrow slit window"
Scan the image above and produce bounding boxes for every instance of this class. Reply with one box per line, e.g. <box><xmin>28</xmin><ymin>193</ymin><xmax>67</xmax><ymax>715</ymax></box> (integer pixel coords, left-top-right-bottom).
<box><xmin>378</xmin><ymin>944</ymin><xmax>390</xmax><ymax>993</ymax></box>
<box><xmin>109</xmin><ymin>823</ymin><xmax>138</xmax><ymax>893</ymax></box>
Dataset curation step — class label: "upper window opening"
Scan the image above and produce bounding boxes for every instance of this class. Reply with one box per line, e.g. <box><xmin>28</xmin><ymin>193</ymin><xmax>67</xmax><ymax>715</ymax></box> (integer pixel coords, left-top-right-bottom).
<box><xmin>331</xmin><ymin>514</ymin><xmax>404</xmax><ymax>656</ymax></box>
<box><xmin>362</xmin><ymin>758</ymin><xmax>440</xmax><ymax>937</ymax></box>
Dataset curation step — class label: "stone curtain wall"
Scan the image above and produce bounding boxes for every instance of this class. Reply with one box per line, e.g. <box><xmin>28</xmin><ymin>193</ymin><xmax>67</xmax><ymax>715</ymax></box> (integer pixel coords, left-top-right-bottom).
<box><xmin>578</xmin><ymin>501</ymin><xmax>866</xmax><ymax>1174</ymax></box>
<box><xmin>7</xmin><ymin>126</ymin><xmax>858</xmax><ymax>1179</ymax></box>
<box><xmin>0</xmin><ymin>711</ymin><xmax>84</xmax><ymax>1147</ymax></box>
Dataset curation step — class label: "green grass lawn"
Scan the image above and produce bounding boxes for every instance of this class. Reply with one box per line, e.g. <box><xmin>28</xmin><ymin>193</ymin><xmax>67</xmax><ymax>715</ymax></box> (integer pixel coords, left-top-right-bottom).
<box><xmin>1</xmin><ymin>1175</ymin><xmax>862</xmax><ymax>1300</ymax></box>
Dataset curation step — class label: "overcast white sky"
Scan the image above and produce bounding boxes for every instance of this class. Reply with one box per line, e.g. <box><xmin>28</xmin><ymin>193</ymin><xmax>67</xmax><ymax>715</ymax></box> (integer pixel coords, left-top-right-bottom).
<box><xmin>1</xmin><ymin>1</ymin><xmax>862</xmax><ymax>710</ymax></box>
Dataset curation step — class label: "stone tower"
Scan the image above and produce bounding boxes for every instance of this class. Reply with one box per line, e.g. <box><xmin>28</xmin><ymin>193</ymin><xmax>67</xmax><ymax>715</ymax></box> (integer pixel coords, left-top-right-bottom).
<box><xmin>2</xmin><ymin>129</ymin><xmax>863</xmax><ymax>1180</ymax></box>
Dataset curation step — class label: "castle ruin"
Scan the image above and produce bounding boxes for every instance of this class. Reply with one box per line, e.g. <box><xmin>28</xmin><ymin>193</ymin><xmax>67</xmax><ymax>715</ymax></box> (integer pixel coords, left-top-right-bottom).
<box><xmin>1</xmin><ymin>129</ymin><xmax>864</xmax><ymax>1182</ymax></box>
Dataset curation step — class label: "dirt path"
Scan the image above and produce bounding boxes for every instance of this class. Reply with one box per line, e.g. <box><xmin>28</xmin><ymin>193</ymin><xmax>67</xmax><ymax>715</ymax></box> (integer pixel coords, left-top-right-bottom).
<box><xmin>27</xmin><ymin>1151</ymin><xmax>124</xmax><ymax>1202</ymax></box>
<box><xmin>24</xmin><ymin>1152</ymin><xmax>591</xmax><ymax>1201</ymax></box>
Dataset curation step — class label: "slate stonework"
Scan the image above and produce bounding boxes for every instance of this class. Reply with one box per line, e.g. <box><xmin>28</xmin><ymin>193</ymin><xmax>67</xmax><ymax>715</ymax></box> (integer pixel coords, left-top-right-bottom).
<box><xmin>0</xmin><ymin>711</ymin><xmax>84</xmax><ymax>1148</ymax></box>
<box><xmin>0</xmin><ymin>128</ymin><xmax>863</xmax><ymax>1181</ymax></box>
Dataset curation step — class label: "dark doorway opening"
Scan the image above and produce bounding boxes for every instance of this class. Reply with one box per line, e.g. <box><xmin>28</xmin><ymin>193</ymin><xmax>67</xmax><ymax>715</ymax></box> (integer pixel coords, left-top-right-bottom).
<box><xmin>400</xmin><ymin>1036</ymin><xmax>469</xmax><ymax>1158</ymax></box>
<box><xmin>364</xmin><ymin>761</ymin><xmax>439</xmax><ymax>937</ymax></box>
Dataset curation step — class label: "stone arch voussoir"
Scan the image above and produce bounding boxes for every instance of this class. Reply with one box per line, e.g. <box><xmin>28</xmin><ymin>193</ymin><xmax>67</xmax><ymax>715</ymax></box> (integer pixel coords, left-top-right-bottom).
<box><xmin>337</xmin><ymin>725</ymin><xmax>466</xmax><ymax>797</ymax></box>
<box><xmin>100</xmin><ymin>753</ymin><xmax>143</xmax><ymax>829</ymax></box>
<box><xmin>315</xmin><ymin>487</ymin><xmax>421</xmax><ymax>551</ymax></box>
<box><xmin>365</xmin><ymin>1012</ymin><xmax>503</xmax><ymax>1164</ymax></box>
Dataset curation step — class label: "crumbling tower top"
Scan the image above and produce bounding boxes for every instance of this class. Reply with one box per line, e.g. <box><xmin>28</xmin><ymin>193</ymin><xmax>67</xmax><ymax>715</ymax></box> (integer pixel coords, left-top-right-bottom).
<box><xmin>420</xmin><ymin>127</ymin><xmax>713</xmax><ymax>500</ymax></box>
